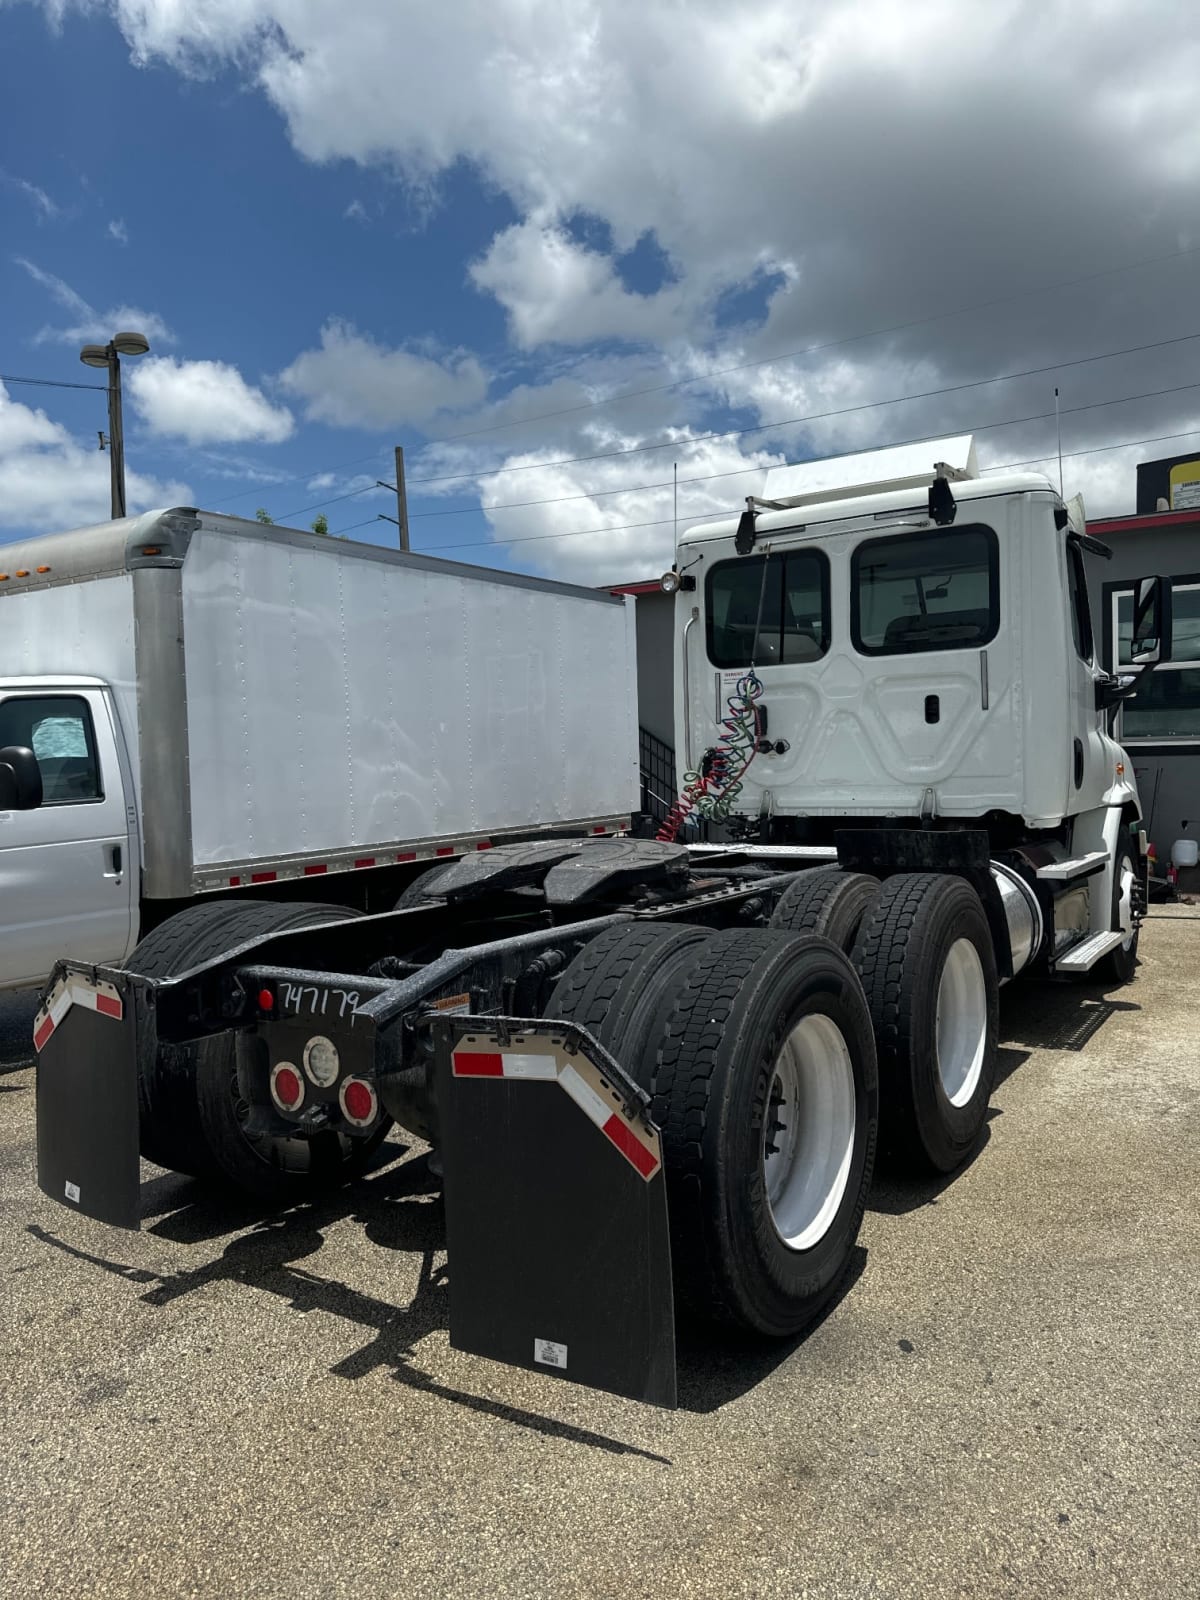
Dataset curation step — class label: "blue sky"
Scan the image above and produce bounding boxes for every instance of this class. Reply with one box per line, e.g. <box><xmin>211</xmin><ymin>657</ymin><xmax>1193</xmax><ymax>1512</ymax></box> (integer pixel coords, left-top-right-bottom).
<box><xmin>2</xmin><ymin>1</ymin><xmax>1199</xmax><ymax>583</ymax></box>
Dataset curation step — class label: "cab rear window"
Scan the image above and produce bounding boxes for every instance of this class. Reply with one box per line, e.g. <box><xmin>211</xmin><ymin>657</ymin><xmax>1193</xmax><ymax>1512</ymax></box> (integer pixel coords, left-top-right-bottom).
<box><xmin>706</xmin><ymin>549</ymin><xmax>830</xmax><ymax>668</ymax></box>
<box><xmin>851</xmin><ymin>525</ymin><xmax>999</xmax><ymax>655</ymax></box>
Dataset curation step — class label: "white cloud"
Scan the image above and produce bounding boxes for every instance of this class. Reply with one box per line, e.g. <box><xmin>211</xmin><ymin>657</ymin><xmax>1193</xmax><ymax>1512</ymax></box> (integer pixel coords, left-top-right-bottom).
<box><xmin>16</xmin><ymin>257</ymin><xmax>173</xmax><ymax>346</ymax></box>
<box><xmin>0</xmin><ymin>383</ymin><xmax>191</xmax><ymax>534</ymax></box>
<box><xmin>74</xmin><ymin>0</ymin><xmax>1200</xmax><ymax>358</ymax></box>
<box><xmin>108</xmin><ymin>218</ymin><xmax>129</xmax><ymax>244</ymax></box>
<box><xmin>126</xmin><ymin>355</ymin><xmax>294</xmax><ymax>445</ymax></box>
<box><xmin>279</xmin><ymin>320</ymin><xmax>488</xmax><ymax>430</ymax></box>
<box><xmin>1</xmin><ymin>170</ymin><xmax>59</xmax><ymax>220</ymax></box>
<box><xmin>43</xmin><ymin>0</ymin><xmax>1200</xmax><ymax>580</ymax></box>
<box><xmin>471</xmin><ymin>221</ymin><xmax>690</xmax><ymax>350</ymax></box>
<box><xmin>418</xmin><ymin>429</ymin><xmax>784</xmax><ymax>585</ymax></box>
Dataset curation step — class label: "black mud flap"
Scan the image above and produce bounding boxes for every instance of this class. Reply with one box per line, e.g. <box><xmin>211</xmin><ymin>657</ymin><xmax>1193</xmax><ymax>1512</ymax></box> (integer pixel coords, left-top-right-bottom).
<box><xmin>34</xmin><ymin>966</ymin><xmax>142</xmax><ymax>1231</ymax></box>
<box><xmin>435</xmin><ymin>1016</ymin><xmax>676</xmax><ymax>1408</ymax></box>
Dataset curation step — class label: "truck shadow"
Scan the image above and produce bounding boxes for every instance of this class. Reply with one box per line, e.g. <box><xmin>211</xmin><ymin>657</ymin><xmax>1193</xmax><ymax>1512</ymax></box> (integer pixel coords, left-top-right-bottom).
<box><xmin>869</xmin><ymin>980</ymin><xmax>1140</xmax><ymax>1217</ymax></box>
<box><xmin>27</xmin><ymin>1140</ymin><xmax>869</xmax><ymax>1447</ymax></box>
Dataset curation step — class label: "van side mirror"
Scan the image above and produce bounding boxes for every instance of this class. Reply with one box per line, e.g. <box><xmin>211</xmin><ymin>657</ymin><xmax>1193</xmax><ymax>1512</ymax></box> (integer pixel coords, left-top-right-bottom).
<box><xmin>1130</xmin><ymin>576</ymin><xmax>1172</xmax><ymax>665</ymax></box>
<box><xmin>0</xmin><ymin>746</ymin><xmax>43</xmax><ymax>810</ymax></box>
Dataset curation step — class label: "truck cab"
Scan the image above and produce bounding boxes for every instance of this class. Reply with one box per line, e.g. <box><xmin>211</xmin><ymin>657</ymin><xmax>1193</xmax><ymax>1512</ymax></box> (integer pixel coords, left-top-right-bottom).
<box><xmin>675</xmin><ymin>443</ymin><xmax>1126</xmax><ymax>831</ymax></box>
<box><xmin>669</xmin><ymin>436</ymin><xmax>1168</xmax><ymax>973</ymax></box>
<box><xmin>0</xmin><ymin>678</ymin><xmax>136</xmax><ymax>987</ymax></box>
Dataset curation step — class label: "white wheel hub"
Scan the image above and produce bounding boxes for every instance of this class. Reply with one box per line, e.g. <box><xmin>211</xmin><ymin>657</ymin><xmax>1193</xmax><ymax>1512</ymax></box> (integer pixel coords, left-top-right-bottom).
<box><xmin>1116</xmin><ymin>859</ymin><xmax>1136</xmax><ymax>951</ymax></box>
<box><xmin>762</xmin><ymin>1014</ymin><xmax>856</xmax><ymax>1252</ymax></box>
<box><xmin>935</xmin><ymin>937</ymin><xmax>988</xmax><ymax>1107</ymax></box>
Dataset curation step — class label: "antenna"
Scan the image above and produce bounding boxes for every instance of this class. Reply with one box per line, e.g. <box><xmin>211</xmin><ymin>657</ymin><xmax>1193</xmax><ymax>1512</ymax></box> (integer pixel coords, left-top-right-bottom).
<box><xmin>1055</xmin><ymin>386</ymin><xmax>1064</xmax><ymax>495</ymax></box>
<box><xmin>673</xmin><ymin>461</ymin><xmax>678</xmax><ymax>549</ymax></box>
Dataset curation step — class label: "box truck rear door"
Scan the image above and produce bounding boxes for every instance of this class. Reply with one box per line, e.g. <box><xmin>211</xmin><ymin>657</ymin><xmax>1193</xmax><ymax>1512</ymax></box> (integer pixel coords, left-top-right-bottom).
<box><xmin>0</xmin><ymin>689</ymin><xmax>134</xmax><ymax>988</ymax></box>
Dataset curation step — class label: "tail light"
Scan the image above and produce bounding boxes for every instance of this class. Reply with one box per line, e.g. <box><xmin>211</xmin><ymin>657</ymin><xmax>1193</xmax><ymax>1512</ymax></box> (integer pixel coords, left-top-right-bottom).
<box><xmin>270</xmin><ymin>1061</ymin><xmax>305</xmax><ymax>1112</ymax></box>
<box><xmin>339</xmin><ymin>1077</ymin><xmax>377</xmax><ymax>1128</ymax></box>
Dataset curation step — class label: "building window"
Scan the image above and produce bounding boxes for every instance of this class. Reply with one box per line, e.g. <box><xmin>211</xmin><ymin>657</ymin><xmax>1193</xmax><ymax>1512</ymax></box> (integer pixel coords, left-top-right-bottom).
<box><xmin>706</xmin><ymin>549</ymin><xmax>830</xmax><ymax>668</ymax></box>
<box><xmin>1112</xmin><ymin>581</ymin><xmax>1200</xmax><ymax>742</ymax></box>
<box><xmin>851</xmin><ymin>524</ymin><xmax>999</xmax><ymax>656</ymax></box>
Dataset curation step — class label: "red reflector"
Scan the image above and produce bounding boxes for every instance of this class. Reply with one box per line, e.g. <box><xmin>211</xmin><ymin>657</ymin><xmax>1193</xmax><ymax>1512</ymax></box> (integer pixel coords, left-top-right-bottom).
<box><xmin>274</xmin><ymin>1066</ymin><xmax>302</xmax><ymax>1107</ymax></box>
<box><xmin>258</xmin><ymin>988</ymin><xmax>274</xmax><ymax>1011</ymax></box>
<box><xmin>395</xmin><ymin>851</ymin><xmax>416</xmax><ymax>863</ymax></box>
<box><xmin>451</xmin><ymin>1050</ymin><xmax>504</xmax><ymax>1077</ymax></box>
<box><xmin>304</xmin><ymin>864</ymin><xmax>327</xmax><ymax>876</ymax></box>
<box><xmin>476</xmin><ymin>841</ymin><xmax>492</xmax><ymax>851</ymax></box>
<box><xmin>354</xmin><ymin>858</ymin><xmax>376</xmax><ymax>869</ymax></box>
<box><xmin>250</xmin><ymin>871</ymin><xmax>277</xmax><ymax>884</ymax></box>
<box><xmin>436</xmin><ymin>847</ymin><xmax>454</xmax><ymax>857</ymax></box>
<box><xmin>342</xmin><ymin>1079</ymin><xmax>375</xmax><ymax>1122</ymax></box>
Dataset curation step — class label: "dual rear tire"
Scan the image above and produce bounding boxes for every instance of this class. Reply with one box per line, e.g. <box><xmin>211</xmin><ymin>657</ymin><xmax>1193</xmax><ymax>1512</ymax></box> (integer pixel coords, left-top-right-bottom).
<box><xmin>771</xmin><ymin>864</ymin><xmax>1000</xmax><ymax>1171</ymax></box>
<box><xmin>550</xmin><ymin>921</ymin><xmax>879</xmax><ymax>1338</ymax></box>
<box><xmin>546</xmin><ymin>868</ymin><xmax>1001</xmax><ymax>1337</ymax></box>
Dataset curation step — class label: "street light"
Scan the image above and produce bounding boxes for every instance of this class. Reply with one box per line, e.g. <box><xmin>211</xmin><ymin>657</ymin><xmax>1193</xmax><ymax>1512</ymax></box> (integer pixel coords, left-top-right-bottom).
<box><xmin>80</xmin><ymin>331</ymin><xmax>150</xmax><ymax>520</ymax></box>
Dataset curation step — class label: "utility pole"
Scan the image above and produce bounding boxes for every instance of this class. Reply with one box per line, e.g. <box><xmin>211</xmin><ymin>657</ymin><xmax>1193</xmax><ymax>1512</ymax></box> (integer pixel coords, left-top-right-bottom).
<box><xmin>80</xmin><ymin>331</ymin><xmax>150</xmax><ymax>520</ymax></box>
<box><xmin>393</xmin><ymin>446</ymin><xmax>411</xmax><ymax>552</ymax></box>
<box><xmin>375</xmin><ymin>446</ymin><xmax>411</xmax><ymax>551</ymax></box>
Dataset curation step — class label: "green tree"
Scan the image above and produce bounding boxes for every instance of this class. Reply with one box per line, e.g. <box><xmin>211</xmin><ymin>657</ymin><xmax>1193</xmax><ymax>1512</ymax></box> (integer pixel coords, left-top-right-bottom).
<box><xmin>311</xmin><ymin>514</ymin><xmax>329</xmax><ymax>536</ymax></box>
<box><xmin>255</xmin><ymin>507</ymin><xmax>274</xmax><ymax>524</ymax></box>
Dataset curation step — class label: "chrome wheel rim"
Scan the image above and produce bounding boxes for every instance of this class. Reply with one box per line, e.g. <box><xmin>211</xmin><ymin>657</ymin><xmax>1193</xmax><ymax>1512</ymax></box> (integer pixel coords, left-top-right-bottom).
<box><xmin>762</xmin><ymin>1014</ymin><xmax>857</xmax><ymax>1252</ymax></box>
<box><xmin>936</xmin><ymin>938</ymin><xmax>987</xmax><ymax>1107</ymax></box>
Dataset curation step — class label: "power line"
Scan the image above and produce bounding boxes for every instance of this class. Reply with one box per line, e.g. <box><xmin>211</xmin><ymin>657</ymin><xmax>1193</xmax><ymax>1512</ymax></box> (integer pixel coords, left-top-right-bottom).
<box><xmin>275</xmin><ymin>325</ymin><xmax>1200</xmax><ymax>525</ymax></box>
<box><xmin>306</xmin><ymin>384</ymin><xmax>1200</xmax><ymax>544</ymax></box>
<box><xmin>984</xmin><ymin>425</ymin><xmax>1200</xmax><ymax>473</ymax></box>
<box><xmin>419</xmin><ymin>417</ymin><xmax>1200</xmax><ymax>554</ymax></box>
<box><xmin>280</xmin><ymin>356</ymin><xmax>1200</xmax><ymax>534</ymax></box>
<box><xmin>209</xmin><ymin>235</ymin><xmax>1200</xmax><ymax>512</ymax></box>
<box><xmin>1</xmin><ymin>372</ymin><xmax>108</xmax><ymax>393</ymax></box>
<box><xmin>422</xmin><ymin>240</ymin><xmax>1200</xmax><ymax>447</ymax></box>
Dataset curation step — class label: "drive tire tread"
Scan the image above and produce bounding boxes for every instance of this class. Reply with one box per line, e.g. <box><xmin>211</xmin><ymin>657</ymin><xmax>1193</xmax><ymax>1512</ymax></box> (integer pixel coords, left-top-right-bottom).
<box><xmin>851</xmin><ymin>872</ymin><xmax>998</xmax><ymax>1174</ymax></box>
<box><xmin>634</xmin><ymin>928</ymin><xmax>878</xmax><ymax>1335</ymax></box>
<box><xmin>770</xmin><ymin>868</ymin><xmax>881</xmax><ymax>952</ymax></box>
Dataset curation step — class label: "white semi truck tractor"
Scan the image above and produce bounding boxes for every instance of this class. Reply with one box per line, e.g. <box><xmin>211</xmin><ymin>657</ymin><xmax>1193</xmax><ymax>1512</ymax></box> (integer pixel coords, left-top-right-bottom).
<box><xmin>22</xmin><ymin>437</ymin><xmax>1172</xmax><ymax>1408</ymax></box>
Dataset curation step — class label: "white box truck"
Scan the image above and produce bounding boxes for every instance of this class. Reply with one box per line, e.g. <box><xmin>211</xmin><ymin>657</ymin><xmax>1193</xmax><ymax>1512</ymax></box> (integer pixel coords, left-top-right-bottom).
<box><xmin>25</xmin><ymin>440</ymin><xmax>1174</xmax><ymax>1408</ymax></box>
<box><xmin>0</xmin><ymin>507</ymin><xmax>638</xmax><ymax>990</ymax></box>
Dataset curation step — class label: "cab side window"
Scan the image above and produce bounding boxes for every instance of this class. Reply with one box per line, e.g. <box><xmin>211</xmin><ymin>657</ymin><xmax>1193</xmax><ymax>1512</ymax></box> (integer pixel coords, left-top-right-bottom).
<box><xmin>1067</xmin><ymin>541</ymin><xmax>1094</xmax><ymax>662</ymax></box>
<box><xmin>0</xmin><ymin>696</ymin><xmax>102</xmax><ymax>804</ymax></box>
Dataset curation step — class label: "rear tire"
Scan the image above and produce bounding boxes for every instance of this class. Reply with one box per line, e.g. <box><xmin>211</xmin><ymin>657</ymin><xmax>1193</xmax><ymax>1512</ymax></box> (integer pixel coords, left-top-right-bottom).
<box><xmin>770</xmin><ymin>867</ymin><xmax>880</xmax><ymax>952</ymax></box>
<box><xmin>852</xmin><ymin>873</ymin><xmax>998</xmax><ymax>1174</ymax></box>
<box><xmin>546</xmin><ymin>920</ymin><xmax>714</xmax><ymax>1058</ymax></box>
<box><xmin>627</xmin><ymin>927</ymin><xmax>878</xmax><ymax>1337</ymax></box>
<box><xmin>128</xmin><ymin>900</ymin><xmax>388</xmax><ymax>1195</ymax></box>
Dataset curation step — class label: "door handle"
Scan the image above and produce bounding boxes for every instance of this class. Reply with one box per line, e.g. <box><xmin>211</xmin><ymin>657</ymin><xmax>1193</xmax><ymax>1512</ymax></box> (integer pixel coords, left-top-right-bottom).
<box><xmin>103</xmin><ymin>843</ymin><xmax>123</xmax><ymax>882</ymax></box>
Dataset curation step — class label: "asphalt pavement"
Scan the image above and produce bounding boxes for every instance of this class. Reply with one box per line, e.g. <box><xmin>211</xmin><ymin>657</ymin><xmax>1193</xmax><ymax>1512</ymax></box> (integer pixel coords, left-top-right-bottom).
<box><xmin>1</xmin><ymin>913</ymin><xmax>1198</xmax><ymax>1599</ymax></box>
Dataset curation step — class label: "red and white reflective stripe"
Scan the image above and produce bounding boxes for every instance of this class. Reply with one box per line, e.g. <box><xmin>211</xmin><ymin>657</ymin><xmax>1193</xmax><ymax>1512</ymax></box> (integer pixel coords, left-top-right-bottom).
<box><xmin>451</xmin><ymin>1045</ymin><xmax>661</xmax><ymax>1181</ymax></box>
<box><xmin>209</xmin><ymin>820</ymin><xmax>632</xmax><ymax>890</ymax></box>
<box><xmin>558</xmin><ymin>1063</ymin><xmax>661</xmax><ymax>1180</ymax></box>
<box><xmin>451</xmin><ymin>1050</ymin><xmax>557</xmax><ymax>1080</ymax></box>
<box><xmin>33</xmin><ymin>975</ymin><xmax>123</xmax><ymax>1054</ymax></box>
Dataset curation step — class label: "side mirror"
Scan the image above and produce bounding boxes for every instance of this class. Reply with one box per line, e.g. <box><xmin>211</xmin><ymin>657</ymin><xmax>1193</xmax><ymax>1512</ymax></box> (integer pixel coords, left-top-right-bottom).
<box><xmin>0</xmin><ymin>746</ymin><xmax>43</xmax><ymax>811</ymax></box>
<box><xmin>1130</xmin><ymin>576</ymin><xmax>1173</xmax><ymax>666</ymax></box>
